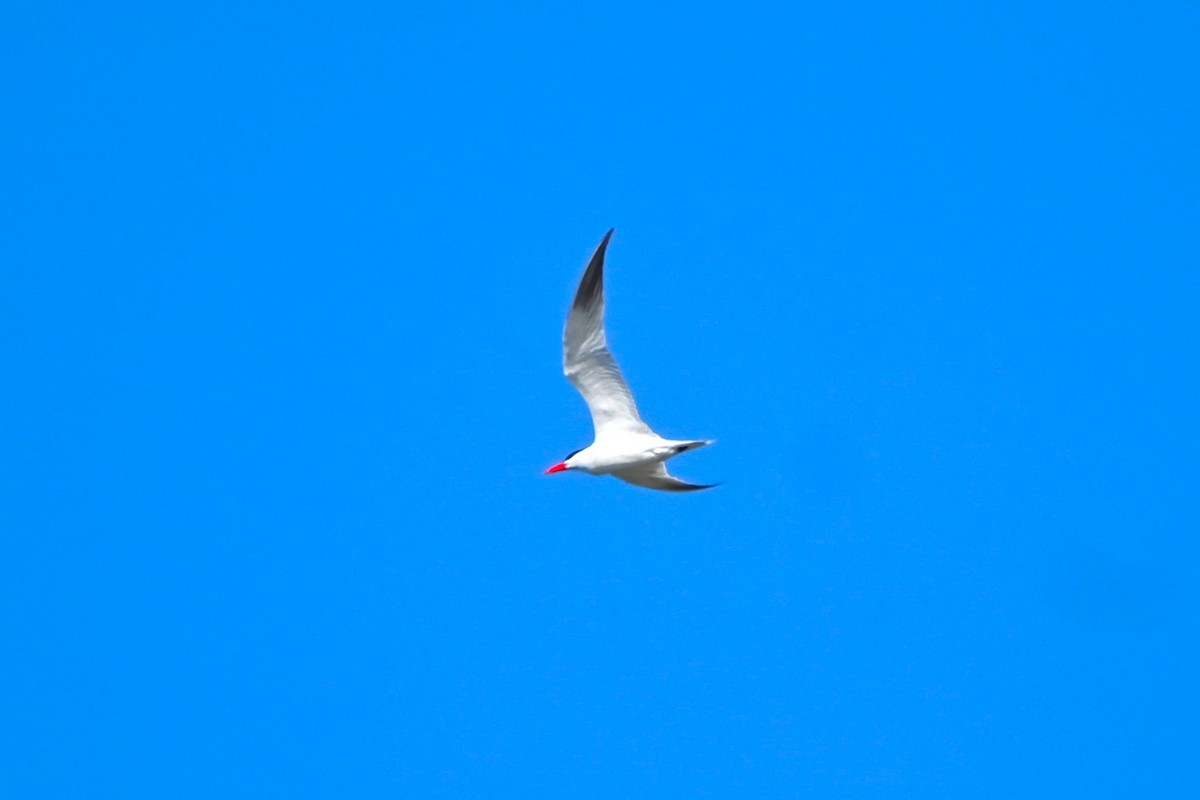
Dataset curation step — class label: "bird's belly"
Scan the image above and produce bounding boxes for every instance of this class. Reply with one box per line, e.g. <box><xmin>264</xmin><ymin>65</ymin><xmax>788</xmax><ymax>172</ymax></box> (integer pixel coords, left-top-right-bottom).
<box><xmin>583</xmin><ymin>441</ymin><xmax>674</xmax><ymax>474</ymax></box>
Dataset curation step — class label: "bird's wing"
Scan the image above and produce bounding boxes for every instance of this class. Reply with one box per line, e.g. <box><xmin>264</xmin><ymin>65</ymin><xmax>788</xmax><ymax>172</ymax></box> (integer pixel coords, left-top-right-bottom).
<box><xmin>611</xmin><ymin>462</ymin><xmax>717</xmax><ymax>493</ymax></box>
<box><xmin>563</xmin><ymin>229</ymin><xmax>652</xmax><ymax>436</ymax></box>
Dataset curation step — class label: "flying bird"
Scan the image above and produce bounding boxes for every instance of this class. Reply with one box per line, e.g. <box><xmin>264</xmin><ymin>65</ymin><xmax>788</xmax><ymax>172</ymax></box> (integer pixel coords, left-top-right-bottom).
<box><xmin>544</xmin><ymin>230</ymin><xmax>716</xmax><ymax>492</ymax></box>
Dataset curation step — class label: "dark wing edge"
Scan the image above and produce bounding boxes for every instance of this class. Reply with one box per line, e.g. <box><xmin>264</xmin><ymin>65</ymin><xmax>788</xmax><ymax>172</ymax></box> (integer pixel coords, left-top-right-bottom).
<box><xmin>655</xmin><ymin>480</ymin><xmax>720</xmax><ymax>493</ymax></box>
<box><xmin>571</xmin><ymin>228</ymin><xmax>615</xmax><ymax>314</ymax></box>
<box><xmin>611</xmin><ymin>463</ymin><xmax>719</xmax><ymax>493</ymax></box>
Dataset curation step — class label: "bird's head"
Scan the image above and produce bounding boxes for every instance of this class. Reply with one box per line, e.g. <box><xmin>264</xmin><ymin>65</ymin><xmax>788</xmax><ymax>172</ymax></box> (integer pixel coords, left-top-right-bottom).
<box><xmin>544</xmin><ymin>448</ymin><xmax>584</xmax><ymax>475</ymax></box>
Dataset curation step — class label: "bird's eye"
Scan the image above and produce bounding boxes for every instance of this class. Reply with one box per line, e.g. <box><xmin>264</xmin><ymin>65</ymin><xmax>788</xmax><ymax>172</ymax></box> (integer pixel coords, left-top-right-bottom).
<box><xmin>565</xmin><ymin>448</ymin><xmax>582</xmax><ymax>460</ymax></box>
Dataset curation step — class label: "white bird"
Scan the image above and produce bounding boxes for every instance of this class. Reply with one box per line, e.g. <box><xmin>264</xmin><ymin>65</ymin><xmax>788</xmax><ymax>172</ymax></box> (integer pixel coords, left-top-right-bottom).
<box><xmin>544</xmin><ymin>229</ymin><xmax>716</xmax><ymax>492</ymax></box>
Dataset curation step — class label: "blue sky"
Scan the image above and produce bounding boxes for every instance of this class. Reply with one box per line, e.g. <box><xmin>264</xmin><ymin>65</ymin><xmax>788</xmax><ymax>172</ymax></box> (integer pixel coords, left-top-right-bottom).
<box><xmin>2</xmin><ymin>2</ymin><xmax>1198</xmax><ymax>796</ymax></box>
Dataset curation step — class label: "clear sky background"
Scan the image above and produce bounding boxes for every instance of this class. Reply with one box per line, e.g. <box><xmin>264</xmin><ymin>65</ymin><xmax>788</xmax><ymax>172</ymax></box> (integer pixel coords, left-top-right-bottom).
<box><xmin>3</xmin><ymin>2</ymin><xmax>1198</xmax><ymax>797</ymax></box>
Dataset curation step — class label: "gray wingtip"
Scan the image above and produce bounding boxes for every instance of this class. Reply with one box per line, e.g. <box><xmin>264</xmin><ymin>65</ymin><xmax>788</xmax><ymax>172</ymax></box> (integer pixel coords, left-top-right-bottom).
<box><xmin>571</xmin><ymin>229</ymin><xmax>615</xmax><ymax>312</ymax></box>
<box><xmin>666</xmin><ymin>480</ymin><xmax>720</xmax><ymax>492</ymax></box>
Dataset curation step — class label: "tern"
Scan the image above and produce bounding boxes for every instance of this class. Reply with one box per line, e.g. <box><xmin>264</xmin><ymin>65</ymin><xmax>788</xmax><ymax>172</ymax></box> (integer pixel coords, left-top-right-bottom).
<box><xmin>544</xmin><ymin>230</ymin><xmax>716</xmax><ymax>492</ymax></box>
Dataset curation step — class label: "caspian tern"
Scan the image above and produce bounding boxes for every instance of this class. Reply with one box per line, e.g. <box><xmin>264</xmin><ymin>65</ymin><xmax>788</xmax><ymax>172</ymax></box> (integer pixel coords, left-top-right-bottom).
<box><xmin>544</xmin><ymin>230</ymin><xmax>716</xmax><ymax>492</ymax></box>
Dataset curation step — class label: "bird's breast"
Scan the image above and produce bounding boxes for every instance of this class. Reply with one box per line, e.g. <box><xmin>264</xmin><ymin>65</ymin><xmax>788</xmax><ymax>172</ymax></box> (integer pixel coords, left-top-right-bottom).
<box><xmin>577</xmin><ymin>433</ymin><xmax>671</xmax><ymax>474</ymax></box>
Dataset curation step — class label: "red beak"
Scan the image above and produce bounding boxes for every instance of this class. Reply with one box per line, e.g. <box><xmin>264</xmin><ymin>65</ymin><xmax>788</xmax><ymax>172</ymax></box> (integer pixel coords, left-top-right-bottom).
<box><xmin>544</xmin><ymin>462</ymin><xmax>568</xmax><ymax>475</ymax></box>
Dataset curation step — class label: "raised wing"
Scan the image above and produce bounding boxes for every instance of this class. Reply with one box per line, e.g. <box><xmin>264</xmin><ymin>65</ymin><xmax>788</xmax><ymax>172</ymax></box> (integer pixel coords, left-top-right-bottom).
<box><xmin>563</xmin><ymin>229</ymin><xmax>652</xmax><ymax>436</ymax></box>
<box><xmin>611</xmin><ymin>462</ymin><xmax>717</xmax><ymax>492</ymax></box>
